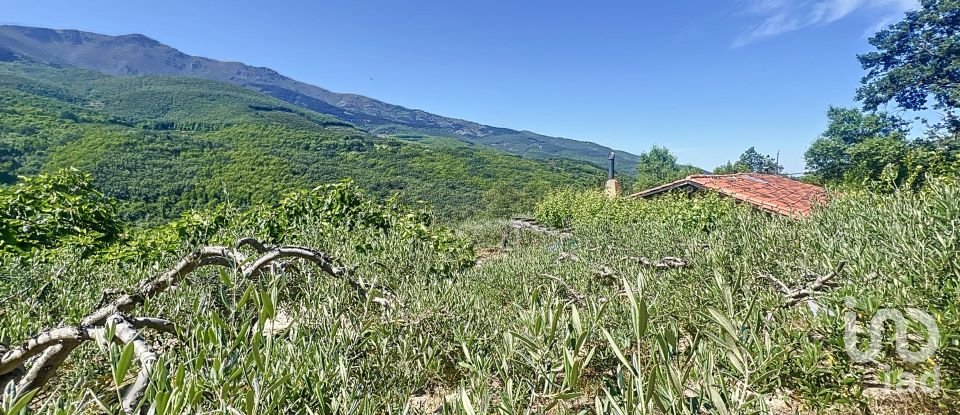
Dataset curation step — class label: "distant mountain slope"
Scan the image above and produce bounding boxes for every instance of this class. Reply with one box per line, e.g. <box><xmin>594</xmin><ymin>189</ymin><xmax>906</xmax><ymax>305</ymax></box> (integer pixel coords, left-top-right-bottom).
<box><xmin>0</xmin><ymin>62</ymin><xmax>603</xmax><ymax>222</ymax></box>
<box><xmin>0</xmin><ymin>25</ymin><xmax>639</xmax><ymax>171</ymax></box>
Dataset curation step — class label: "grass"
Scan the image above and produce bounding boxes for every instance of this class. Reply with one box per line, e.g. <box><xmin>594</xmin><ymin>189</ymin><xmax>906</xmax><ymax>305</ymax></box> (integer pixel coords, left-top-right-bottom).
<box><xmin>1</xmin><ymin>183</ymin><xmax>958</xmax><ymax>414</ymax></box>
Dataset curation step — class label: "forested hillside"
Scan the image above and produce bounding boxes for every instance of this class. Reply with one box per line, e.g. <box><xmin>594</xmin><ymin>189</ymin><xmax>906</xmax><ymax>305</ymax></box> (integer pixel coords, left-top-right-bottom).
<box><xmin>0</xmin><ymin>25</ymin><xmax>641</xmax><ymax>171</ymax></box>
<box><xmin>0</xmin><ymin>62</ymin><xmax>603</xmax><ymax>222</ymax></box>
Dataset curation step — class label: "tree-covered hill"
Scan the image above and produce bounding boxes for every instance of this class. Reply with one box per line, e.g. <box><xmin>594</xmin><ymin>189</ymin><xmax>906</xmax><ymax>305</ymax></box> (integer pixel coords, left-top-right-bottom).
<box><xmin>0</xmin><ymin>62</ymin><xmax>604</xmax><ymax>223</ymax></box>
<box><xmin>0</xmin><ymin>25</ymin><xmax>641</xmax><ymax>172</ymax></box>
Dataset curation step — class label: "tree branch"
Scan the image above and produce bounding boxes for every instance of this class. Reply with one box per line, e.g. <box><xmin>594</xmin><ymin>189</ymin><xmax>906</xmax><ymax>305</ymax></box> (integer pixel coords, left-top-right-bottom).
<box><xmin>4</xmin><ymin>238</ymin><xmax>360</xmax><ymax>411</ymax></box>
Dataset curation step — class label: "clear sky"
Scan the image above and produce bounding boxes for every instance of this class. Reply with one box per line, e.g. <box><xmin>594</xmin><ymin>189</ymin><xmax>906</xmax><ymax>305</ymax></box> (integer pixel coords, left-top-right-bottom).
<box><xmin>1</xmin><ymin>0</ymin><xmax>919</xmax><ymax>172</ymax></box>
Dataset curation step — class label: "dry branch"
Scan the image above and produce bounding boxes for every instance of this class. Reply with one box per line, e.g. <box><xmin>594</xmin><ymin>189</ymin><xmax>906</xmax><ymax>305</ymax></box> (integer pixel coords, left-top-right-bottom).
<box><xmin>627</xmin><ymin>256</ymin><xmax>688</xmax><ymax>269</ymax></box>
<box><xmin>108</xmin><ymin>314</ymin><xmax>158</xmax><ymax>414</ymax></box>
<box><xmin>501</xmin><ymin>217</ymin><xmax>573</xmax><ymax>250</ymax></box>
<box><xmin>760</xmin><ymin>262</ymin><xmax>845</xmax><ymax>313</ymax></box>
<box><xmin>1</xmin><ymin>238</ymin><xmax>364</xmax><ymax>413</ymax></box>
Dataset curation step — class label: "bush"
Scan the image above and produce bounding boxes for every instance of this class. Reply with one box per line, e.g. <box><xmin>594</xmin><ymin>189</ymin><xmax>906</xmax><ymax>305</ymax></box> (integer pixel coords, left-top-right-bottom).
<box><xmin>106</xmin><ymin>180</ymin><xmax>475</xmax><ymax>274</ymax></box>
<box><xmin>0</xmin><ymin>168</ymin><xmax>121</xmax><ymax>255</ymax></box>
<box><xmin>533</xmin><ymin>189</ymin><xmax>743</xmax><ymax>231</ymax></box>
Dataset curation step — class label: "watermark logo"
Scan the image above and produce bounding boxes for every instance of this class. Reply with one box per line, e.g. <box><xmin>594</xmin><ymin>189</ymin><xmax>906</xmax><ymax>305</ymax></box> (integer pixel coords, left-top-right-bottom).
<box><xmin>843</xmin><ymin>297</ymin><xmax>941</xmax><ymax>393</ymax></box>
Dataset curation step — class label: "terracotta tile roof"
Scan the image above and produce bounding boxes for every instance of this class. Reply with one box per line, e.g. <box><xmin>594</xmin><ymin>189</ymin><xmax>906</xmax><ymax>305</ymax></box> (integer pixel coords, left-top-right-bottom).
<box><xmin>628</xmin><ymin>173</ymin><xmax>828</xmax><ymax>217</ymax></box>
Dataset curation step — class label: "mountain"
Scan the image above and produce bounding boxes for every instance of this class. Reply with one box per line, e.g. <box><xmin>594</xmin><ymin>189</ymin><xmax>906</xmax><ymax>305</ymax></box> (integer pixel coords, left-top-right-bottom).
<box><xmin>0</xmin><ymin>25</ymin><xmax>639</xmax><ymax>172</ymax></box>
<box><xmin>0</xmin><ymin>61</ymin><xmax>604</xmax><ymax>222</ymax></box>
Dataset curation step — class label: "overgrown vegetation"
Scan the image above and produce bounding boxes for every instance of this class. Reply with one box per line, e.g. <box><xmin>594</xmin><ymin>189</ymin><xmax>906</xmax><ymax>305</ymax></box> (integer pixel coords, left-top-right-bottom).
<box><xmin>0</xmin><ymin>168</ymin><xmax>120</xmax><ymax>255</ymax></box>
<box><xmin>2</xmin><ymin>173</ymin><xmax>958</xmax><ymax>413</ymax></box>
<box><xmin>534</xmin><ymin>189</ymin><xmax>742</xmax><ymax>231</ymax></box>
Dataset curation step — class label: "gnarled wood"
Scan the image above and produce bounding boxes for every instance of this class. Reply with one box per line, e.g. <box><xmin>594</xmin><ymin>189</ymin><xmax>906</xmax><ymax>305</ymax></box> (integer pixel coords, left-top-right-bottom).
<box><xmin>2</xmin><ymin>238</ymin><xmax>364</xmax><ymax>413</ymax></box>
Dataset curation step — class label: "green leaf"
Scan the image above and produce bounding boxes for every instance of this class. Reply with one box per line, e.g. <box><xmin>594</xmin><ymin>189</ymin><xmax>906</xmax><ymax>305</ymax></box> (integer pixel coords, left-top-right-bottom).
<box><xmin>707</xmin><ymin>308</ymin><xmax>738</xmax><ymax>340</ymax></box>
<box><xmin>113</xmin><ymin>341</ymin><xmax>136</xmax><ymax>386</ymax></box>
<box><xmin>6</xmin><ymin>389</ymin><xmax>39</xmax><ymax>415</ymax></box>
<box><xmin>460</xmin><ymin>390</ymin><xmax>477</xmax><ymax>415</ymax></box>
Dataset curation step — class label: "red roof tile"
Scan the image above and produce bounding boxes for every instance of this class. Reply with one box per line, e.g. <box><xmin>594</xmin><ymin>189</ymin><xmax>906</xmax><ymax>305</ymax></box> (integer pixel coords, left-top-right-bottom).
<box><xmin>628</xmin><ymin>173</ymin><xmax>828</xmax><ymax>217</ymax></box>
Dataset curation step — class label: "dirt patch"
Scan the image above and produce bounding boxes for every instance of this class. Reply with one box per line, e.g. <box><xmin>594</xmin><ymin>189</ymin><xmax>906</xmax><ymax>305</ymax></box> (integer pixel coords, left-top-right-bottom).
<box><xmin>407</xmin><ymin>387</ymin><xmax>455</xmax><ymax>414</ymax></box>
<box><xmin>475</xmin><ymin>247</ymin><xmax>506</xmax><ymax>266</ymax></box>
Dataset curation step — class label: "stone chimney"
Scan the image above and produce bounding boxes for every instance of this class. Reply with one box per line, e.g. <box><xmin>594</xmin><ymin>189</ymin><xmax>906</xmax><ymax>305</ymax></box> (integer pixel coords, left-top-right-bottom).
<box><xmin>604</xmin><ymin>152</ymin><xmax>621</xmax><ymax>198</ymax></box>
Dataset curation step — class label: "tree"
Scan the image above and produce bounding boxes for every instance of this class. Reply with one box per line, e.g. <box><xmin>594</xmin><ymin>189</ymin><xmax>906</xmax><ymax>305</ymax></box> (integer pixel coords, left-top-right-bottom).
<box><xmin>0</xmin><ymin>169</ymin><xmax>122</xmax><ymax>254</ymax></box>
<box><xmin>714</xmin><ymin>160</ymin><xmax>751</xmax><ymax>174</ymax></box>
<box><xmin>634</xmin><ymin>146</ymin><xmax>702</xmax><ymax>190</ymax></box>
<box><xmin>738</xmin><ymin>147</ymin><xmax>783</xmax><ymax>174</ymax></box>
<box><xmin>714</xmin><ymin>147</ymin><xmax>782</xmax><ymax>174</ymax></box>
<box><xmin>857</xmin><ymin>0</ymin><xmax>960</xmax><ymax>134</ymax></box>
<box><xmin>805</xmin><ymin>107</ymin><xmax>911</xmax><ymax>185</ymax></box>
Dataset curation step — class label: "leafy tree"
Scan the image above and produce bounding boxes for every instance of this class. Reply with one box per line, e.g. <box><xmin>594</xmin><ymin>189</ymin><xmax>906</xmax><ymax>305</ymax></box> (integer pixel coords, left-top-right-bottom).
<box><xmin>805</xmin><ymin>107</ymin><xmax>911</xmax><ymax>184</ymax></box>
<box><xmin>738</xmin><ymin>147</ymin><xmax>783</xmax><ymax>174</ymax></box>
<box><xmin>857</xmin><ymin>0</ymin><xmax>960</xmax><ymax>133</ymax></box>
<box><xmin>0</xmin><ymin>168</ymin><xmax>122</xmax><ymax>254</ymax></box>
<box><xmin>714</xmin><ymin>147</ymin><xmax>782</xmax><ymax>174</ymax></box>
<box><xmin>714</xmin><ymin>161</ymin><xmax>751</xmax><ymax>174</ymax></box>
<box><xmin>633</xmin><ymin>146</ymin><xmax>702</xmax><ymax>190</ymax></box>
<box><xmin>0</xmin><ymin>142</ymin><xmax>20</xmax><ymax>183</ymax></box>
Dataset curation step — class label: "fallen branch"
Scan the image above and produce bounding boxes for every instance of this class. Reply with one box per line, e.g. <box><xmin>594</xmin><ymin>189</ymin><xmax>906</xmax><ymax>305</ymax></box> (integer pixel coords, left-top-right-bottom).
<box><xmin>1</xmin><ymin>238</ymin><xmax>369</xmax><ymax>413</ymax></box>
<box><xmin>627</xmin><ymin>256</ymin><xmax>688</xmax><ymax>269</ymax></box>
<box><xmin>108</xmin><ymin>314</ymin><xmax>158</xmax><ymax>414</ymax></box>
<box><xmin>760</xmin><ymin>262</ymin><xmax>845</xmax><ymax>314</ymax></box>
<box><xmin>501</xmin><ymin>217</ymin><xmax>572</xmax><ymax>249</ymax></box>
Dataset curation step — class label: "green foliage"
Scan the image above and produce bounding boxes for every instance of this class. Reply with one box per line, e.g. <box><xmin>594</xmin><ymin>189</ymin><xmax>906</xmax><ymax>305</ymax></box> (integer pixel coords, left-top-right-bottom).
<box><xmin>0</xmin><ymin>168</ymin><xmax>121</xmax><ymax>254</ymax></box>
<box><xmin>805</xmin><ymin>107</ymin><xmax>960</xmax><ymax>190</ymax></box>
<box><xmin>804</xmin><ymin>1</ymin><xmax>960</xmax><ymax>190</ymax></box>
<box><xmin>713</xmin><ymin>160</ymin><xmax>751</xmax><ymax>174</ymax></box>
<box><xmin>737</xmin><ymin>146</ymin><xmax>783</xmax><ymax>174</ymax></box>
<box><xmin>5</xmin><ymin>181</ymin><xmax>959</xmax><ymax>413</ymax></box>
<box><xmin>533</xmin><ymin>189</ymin><xmax>742</xmax><ymax>231</ymax></box>
<box><xmin>856</xmin><ymin>0</ymin><xmax>960</xmax><ymax>133</ymax></box>
<box><xmin>106</xmin><ymin>180</ymin><xmax>474</xmax><ymax>274</ymax></box>
<box><xmin>714</xmin><ymin>147</ymin><xmax>783</xmax><ymax>174</ymax></box>
<box><xmin>0</xmin><ymin>62</ymin><xmax>603</xmax><ymax>222</ymax></box>
<box><xmin>633</xmin><ymin>146</ymin><xmax>702</xmax><ymax>190</ymax></box>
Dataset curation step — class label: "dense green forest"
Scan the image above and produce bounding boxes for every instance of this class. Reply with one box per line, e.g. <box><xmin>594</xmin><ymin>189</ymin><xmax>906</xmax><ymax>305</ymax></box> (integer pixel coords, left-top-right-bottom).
<box><xmin>0</xmin><ymin>62</ymin><xmax>604</xmax><ymax>223</ymax></box>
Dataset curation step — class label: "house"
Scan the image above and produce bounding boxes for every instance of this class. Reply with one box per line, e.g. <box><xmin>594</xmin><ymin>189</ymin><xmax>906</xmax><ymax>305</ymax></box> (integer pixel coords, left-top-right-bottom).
<box><xmin>628</xmin><ymin>173</ymin><xmax>828</xmax><ymax>217</ymax></box>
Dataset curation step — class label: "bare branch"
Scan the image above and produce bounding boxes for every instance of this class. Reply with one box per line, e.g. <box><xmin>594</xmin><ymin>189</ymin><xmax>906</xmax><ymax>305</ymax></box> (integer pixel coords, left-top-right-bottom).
<box><xmin>0</xmin><ymin>327</ymin><xmax>95</xmax><ymax>375</ymax></box>
<box><xmin>761</xmin><ymin>262</ymin><xmax>846</xmax><ymax>310</ymax></box>
<box><xmin>107</xmin><ymin>315</ymin><xmax>158</xmax><ymax>415</ymax></box>
<box><xmin>236</xmin><ymin>237</ymin><xmax>271</xmax><ymax>254</ymax></box>
<box><xmin>627</xmin><ymin>256</ymin><xmax>688</xmax><ymax>269</ymax></box>
<box><xmin>6</xmin><ymin>239</ymin><xmax>360</xmax><ymax>409</ymax></box>
<box><xmin>129</xmin><ymin>317</ymin><xmax>176</xmax><ymax>335</ymax></box>
<box><xmin>759</xmin><ymin>273</ymin><xmax>791</xmax><ymax>295</ymax></box>
<box><xmin>15</xmin><ymin>342</ymin><xmax>81</xmax><ymax>397</ymax></box>
<box><xmin>82</xmin><ymin>246</ymin><xmax>243</xmax><ymax>327</ymax></box>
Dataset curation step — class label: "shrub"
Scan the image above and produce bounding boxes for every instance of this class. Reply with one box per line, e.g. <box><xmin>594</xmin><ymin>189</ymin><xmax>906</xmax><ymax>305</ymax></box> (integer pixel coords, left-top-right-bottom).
<box><xmin>0</xmin><ymin>168</ymin><xmax>121</xmax><ymax>255</ymax></box>
<box><xmin>533</xmin><ymin>189</ymin><xmax>742</xmax><ymax>231</ymax></box>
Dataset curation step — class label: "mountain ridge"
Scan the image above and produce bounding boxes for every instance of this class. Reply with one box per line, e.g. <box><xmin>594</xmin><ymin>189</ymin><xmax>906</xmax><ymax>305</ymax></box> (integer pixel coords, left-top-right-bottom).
<box><xmin>0</xmin><ymin>60</ymin><xmax>605</xmax><ymax>221</ymax></box>
<box><xmin>0</xmin><ymin>24</ymin><xmax>639</xmax><ymax>171</ymax></box>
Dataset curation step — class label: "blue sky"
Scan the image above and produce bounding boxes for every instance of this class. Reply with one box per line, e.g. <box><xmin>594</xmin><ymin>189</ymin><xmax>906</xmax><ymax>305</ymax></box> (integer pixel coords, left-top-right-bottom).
<box><xmin>2</xmin><ymin>0</ymin><xmax>919</xmax><ymax>172</ymax></box>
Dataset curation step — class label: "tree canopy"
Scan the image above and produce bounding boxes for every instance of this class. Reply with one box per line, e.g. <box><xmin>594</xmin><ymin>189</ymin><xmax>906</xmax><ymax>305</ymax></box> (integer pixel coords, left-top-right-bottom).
<box><xmin>714</xmin><ymin>147</ymin><xmax>782</xmax><ymax>174</ymax></box>
<box><xmin>633</xmin><ymin>146</ymin><xmax>701</xmax><ymax>190</ymax></box>
<box><xmin>857</xmin><ymin>0</ymin><xmax>960</xmax><ymax>133</ymax></box>
<box><xmin>804</xmin><ymin>0</ymin><xmax>960</xmax><ymax>189</ymax></box>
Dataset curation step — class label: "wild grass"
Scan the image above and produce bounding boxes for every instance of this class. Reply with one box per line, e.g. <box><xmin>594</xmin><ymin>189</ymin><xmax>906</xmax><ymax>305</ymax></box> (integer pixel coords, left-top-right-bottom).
<box><xmin>1</xmin><ymin>183</ymin><xmax>958</xmax><ymax>414</ymax></box>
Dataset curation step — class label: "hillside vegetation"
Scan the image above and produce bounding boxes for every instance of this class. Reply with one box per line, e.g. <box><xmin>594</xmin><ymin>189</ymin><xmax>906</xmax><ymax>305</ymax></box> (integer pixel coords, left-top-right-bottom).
<box><xmin>0</xmin><ymin>25</ymin><xmax>641</xmax><ymax>172</ymax></box>
<box><xmin>0</xmin><ymin>62</ymin><xmax>603</xmax><ymax>222</ymax></box>
<box><xmin>1</xmin><ymin>171</ymin><xmax>957</xmax><ymax>414</ymax></box>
